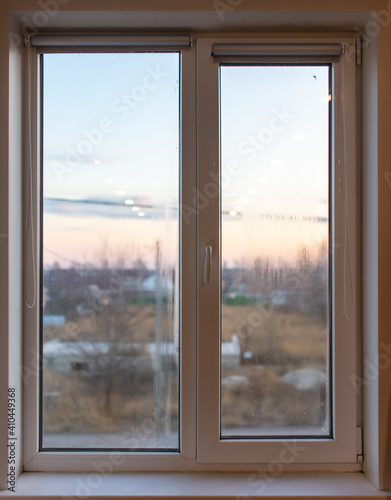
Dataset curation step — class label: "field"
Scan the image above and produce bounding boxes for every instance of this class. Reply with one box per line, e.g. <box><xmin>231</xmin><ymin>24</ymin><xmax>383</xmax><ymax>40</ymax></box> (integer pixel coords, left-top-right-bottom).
<box><xmin>42</xmin><ymin>303</ymin><xmax>329</xmax><ymax>442</ymax></box>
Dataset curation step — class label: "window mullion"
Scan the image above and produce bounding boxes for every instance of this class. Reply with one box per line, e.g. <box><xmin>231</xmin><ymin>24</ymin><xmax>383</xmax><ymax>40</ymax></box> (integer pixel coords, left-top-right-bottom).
<box><xmin>196</xmin><ymin>38</ymin><xmax>222</xmax><ymax>462</ymax></box>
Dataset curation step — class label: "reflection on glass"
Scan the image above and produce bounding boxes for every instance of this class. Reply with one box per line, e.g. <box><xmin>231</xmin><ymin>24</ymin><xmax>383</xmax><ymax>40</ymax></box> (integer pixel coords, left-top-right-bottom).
<box><xmin>220</xmin><ymin>65</ymin><xmax>330</xmax><ymax>437</ymax></box>
<box><xmin>41</xmin><ymin>53</ymin><xmax>180</xmax><ymax>449</ymax></box>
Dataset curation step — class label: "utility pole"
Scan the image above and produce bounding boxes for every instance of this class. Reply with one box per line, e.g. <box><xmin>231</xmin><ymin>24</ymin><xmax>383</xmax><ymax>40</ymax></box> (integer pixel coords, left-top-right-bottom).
<box><xmin>154</xmin><ymin>240</ymin><xmax>163</xmax><ymax>436</ymax></box>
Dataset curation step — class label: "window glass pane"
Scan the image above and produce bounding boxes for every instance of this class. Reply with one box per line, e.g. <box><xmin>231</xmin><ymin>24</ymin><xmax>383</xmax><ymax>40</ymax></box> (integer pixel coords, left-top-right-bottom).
<box><xmin>41</xmin><ymin>53</ymin><xmax>180</xmax><ymax>450</ymax></box>
<box><xmin>220</xmin><ymin>65</ymin><xmax>330</xmax><ymax>437</ymax></box>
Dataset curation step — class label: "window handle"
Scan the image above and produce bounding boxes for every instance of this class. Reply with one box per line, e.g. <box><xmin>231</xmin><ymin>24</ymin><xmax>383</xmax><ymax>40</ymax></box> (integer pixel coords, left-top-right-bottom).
<box><xmin>204</xmin><ymin>245</ymin><xmax>213</xmax><ymax>284</ymax></box>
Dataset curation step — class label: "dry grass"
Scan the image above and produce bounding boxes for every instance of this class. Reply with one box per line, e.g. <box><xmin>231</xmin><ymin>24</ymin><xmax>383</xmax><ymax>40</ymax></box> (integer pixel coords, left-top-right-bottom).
<box><xmin>223</xmin><ymin>306</ymin><xmax>328</xmax><ymax>370</ymax></box>
<box><xmin>221</xmin><ymin>366</ymin><xmax>326</xmax><ymax>429</ymax></box>
<box><xmin>43</xmin><ymin>364</ymin><xmax>178</xmax><ymax>434</ymax></box>
<box><xmin>44</xmin><ymin>304</ymin><xmax>174</xmax><ymax>343</ymax></box>
<box><xmin>43</xmin><ymin>306</ymin><xmax>328</xmax><ymax>433</ymax></box>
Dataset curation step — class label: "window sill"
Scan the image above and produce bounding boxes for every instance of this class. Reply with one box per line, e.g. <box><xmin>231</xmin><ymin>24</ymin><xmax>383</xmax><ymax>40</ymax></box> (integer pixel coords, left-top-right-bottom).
<box><xmin>0</xmin><ymin>472</ymin><xmax>389</xmax><ymax>499</ymax></box>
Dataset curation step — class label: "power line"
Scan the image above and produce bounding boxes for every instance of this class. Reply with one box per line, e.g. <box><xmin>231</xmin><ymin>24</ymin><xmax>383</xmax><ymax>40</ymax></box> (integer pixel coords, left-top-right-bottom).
<box><xmin>43</xmin><ymin>246</ymin><xmax>85</xmax><ymax>267</ymax></box>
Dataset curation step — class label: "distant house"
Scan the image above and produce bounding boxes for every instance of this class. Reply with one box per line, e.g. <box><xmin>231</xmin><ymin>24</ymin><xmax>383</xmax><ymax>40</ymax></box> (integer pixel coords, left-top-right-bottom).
<box><xmin>221</xmin><ymin>334</ymin><xmax>241</xmax><ymax>368</ymax></box>
<box><xmin>141</xmin><ymin>273</ymin><xmax>174</xmax><ymax>294</ymax></box>
<box><xmin>43</xmin><ymin>336</ymin><xmax>240</xmax><ymax>373</ymax></box>
<box><xmin>43</xmin><ymin>339</ymin><xmax>177</xmax><ymax>374</ymax></box>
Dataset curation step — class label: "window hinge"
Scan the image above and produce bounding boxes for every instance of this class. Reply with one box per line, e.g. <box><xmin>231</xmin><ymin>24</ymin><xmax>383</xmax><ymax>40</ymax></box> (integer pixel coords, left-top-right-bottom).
<box><xmin>355</xmin><ymin>37</ymin><xmax>362</xmax><ymax>67</ymax></box>
<box><xmin>25</xmin><ymin>35</ymin><xmax>32</xmax><ymax>48</ymax></box>
<box><xmin>357</xmin><ymin>426</ymin><xmax>363</xmax><ymax>462</ymax></box>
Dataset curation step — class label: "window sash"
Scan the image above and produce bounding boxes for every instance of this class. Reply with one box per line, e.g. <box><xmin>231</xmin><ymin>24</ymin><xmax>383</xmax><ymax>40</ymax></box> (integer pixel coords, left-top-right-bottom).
<box><xmin>196</xmin><ymin>36</ymin><xmax>359</xmax><ymax>465</ymax></box>
<box><xmin>23</xmin><ymin>44</ymin><xmax>199</xmax><ymax>470</ymax></box>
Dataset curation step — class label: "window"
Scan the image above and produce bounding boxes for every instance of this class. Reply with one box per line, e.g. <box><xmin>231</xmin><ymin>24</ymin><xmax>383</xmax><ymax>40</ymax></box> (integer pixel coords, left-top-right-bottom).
<box><xmin>41</xmin><ymin>50</ymin><xmax>181</xmax><ymax>452</ymax></box>
<box><xmin>23</xmin><ymin>33</ymin><xmax>360</xmax><ymax>472</ymax></box>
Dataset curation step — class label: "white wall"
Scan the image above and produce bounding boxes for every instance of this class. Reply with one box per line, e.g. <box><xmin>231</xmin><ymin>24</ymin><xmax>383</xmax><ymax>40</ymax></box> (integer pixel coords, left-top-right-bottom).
<box><xmin>0</xmin><ymin>0</ymin><xmax>390</xmax><ymax>491</ymax></box>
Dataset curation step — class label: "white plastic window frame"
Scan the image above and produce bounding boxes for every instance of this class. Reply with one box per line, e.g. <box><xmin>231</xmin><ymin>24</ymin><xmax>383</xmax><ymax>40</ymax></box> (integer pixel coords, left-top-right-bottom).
<box><xmin>22</xmin><ymin>34</ymin><xmax>360</xmax><ymax>473</ymax></box>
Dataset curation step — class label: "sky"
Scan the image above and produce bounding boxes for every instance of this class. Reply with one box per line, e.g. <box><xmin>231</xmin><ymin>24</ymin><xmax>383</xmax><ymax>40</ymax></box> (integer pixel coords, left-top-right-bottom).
<box><xmin>220</xmin><ymin>64</ymin><xmax>329</xmax><ymax>268</ymax></box>
<box><xmin>43</xmin><ymin>53</ymin><xmax>329</xmax><ymax>269</ymax></box>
